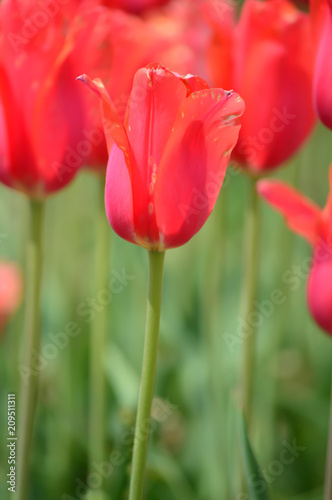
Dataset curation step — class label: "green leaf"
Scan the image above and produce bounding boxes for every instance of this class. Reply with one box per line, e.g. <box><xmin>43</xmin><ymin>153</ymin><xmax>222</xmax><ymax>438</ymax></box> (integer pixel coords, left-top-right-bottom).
<box><xmin>239</xmin><ymin>413</ymin><xmax>269</xmax><ymax>500</ymax></box>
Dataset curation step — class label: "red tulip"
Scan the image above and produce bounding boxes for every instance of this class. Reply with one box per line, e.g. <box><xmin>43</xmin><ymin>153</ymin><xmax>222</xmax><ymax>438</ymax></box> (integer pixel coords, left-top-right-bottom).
<box><xmin>78</xmin><ymin>63</ymin><xmax>244</xmax><ymax>250</ymax></box>
<box><xmin>0</xmin><ymin>262</ymin><xmax>22</xmax><ymax>332</ymax></box>
<box><xmin>257</xmin><ymin>165</ymin><xmax>332</xmax><ymax>335</ymax></box>
<box><xmin>0</xmin><ymin>0</ymin><xmax>114</xmax><ymax>197</ymax></box>
<box><xmin>206</xmin><ymin>0</ymin><xmax>316</xmax><ymax>173</ymax></box>
<box><xmin>312</xmin><ymin>0</ymin><xmax>332</xmax><ymax>129</ymax></box>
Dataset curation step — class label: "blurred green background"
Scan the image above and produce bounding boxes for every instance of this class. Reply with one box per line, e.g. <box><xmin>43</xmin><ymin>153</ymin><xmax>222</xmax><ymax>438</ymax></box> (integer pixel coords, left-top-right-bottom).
<box><xmin>1</xmin><ymin>123</ymin><xmax>332</xmax><ymax>500</ymax></box>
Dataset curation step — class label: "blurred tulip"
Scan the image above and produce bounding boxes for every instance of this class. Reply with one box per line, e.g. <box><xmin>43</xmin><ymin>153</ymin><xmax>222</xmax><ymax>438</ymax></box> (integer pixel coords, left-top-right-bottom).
<box><xmin>258</xmin><ymin>165</ymin><xmax>332</xmax><ymax>335</ymax></box>
<box><xmin>0</xmin><ymin>0</ymin><xmax>115</xmax><ymax>197</ymax></box>
<box><xmin>0</xmin><ymin>261</ymin><xmax>22</xmax><ymax>332</ymax></box>
<box><xmin>78</xmin><ymin>63</ymin><xmax>244</xmax><ymax>250</ymax></box>
<box><xmin>144</xmin><ymin>0</ymin><xmax>211</xmax><ymax>79</ymax></box>
<box><xmin>206</xmin><ymin>0</ymin><xmax>316</xmax><ymax>173</ymax></box>
<box><xmin>311</xmin><ymin>0</ymin><xmax>332</xmax><ymax>129</ymax></box>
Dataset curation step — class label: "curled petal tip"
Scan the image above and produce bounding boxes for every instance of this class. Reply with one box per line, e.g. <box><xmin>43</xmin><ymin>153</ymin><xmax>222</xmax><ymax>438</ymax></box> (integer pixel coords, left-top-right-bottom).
<box><xmin>76</xmin><ymin>73</ymin><xmax>104</xmax><ymax>100</ymax></box>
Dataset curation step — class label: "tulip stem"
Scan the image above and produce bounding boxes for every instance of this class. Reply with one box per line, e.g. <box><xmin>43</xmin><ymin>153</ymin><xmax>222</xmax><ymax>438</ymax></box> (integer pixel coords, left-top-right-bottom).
<box><xmin>324</xmin><ymin>376</ymin><xmax>332</xmax><ymax>500</ymax></box>
<box><xmin>89</xmin><ymin>178</ymin><xmax>111</xmax><ymax>497</ymax></box>
<box><xmin>241</xmin><ymin>178</ymin><xmax>260</xmax><ymax>429</ymax></box>
<box><xmin>128</xmin><ymin>250</ymin><xmax>165</xmax><ymax>500</ymax></box>
<box><xmin>17</xmin><ymin>199</ymin><xmax>45</xmax><ymax>500</ymax></box>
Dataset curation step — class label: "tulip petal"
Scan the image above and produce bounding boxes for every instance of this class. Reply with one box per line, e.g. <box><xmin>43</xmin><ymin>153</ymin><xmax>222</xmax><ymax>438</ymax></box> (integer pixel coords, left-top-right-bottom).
<box><xmin>126</xmin><ymin>64</ymin><xmax>187</xmax><ymax>244</ymax></box>
<box><xmin>180</xmin><ymin>74</ymin><xmax>210</xmax><ymax>95</ymax></box>
<box><xmin>127</xmin><ymin>64</ymin><xmax>187</xmax><ymax>170</ymax></box>
<box><xmin>105</xmin><ymin>144</ymin><xmax>135</xmax><ymax>245</ymax></box>
<box><xmin>322</xmin><ymin>163</ymin><xmax>332</xmax><ymax>237</ymax></box>
<box><xmin>0</xmin><ymin>65</ymin><xmax>37</xmax><ymax>193</ymax></box>
<box><xmin>154</xmin><ymin>89</ymin><xmax>244</xmax><ymax>249</ymax></box>
<box><xmin>76</xmin><ymin>74</ymin><xmax>130</xmax><ymax>159</ymax></box>
<box><xmin>203</xmin><ymin>0</ymin><xmax>236</xmax><ymax>91</ymax></box>
<box><xmin>313</xmin><ymin>0</ymin><xmax>332</xmax><ymax>129</ymax></box>
<box><xmin>308</xmin><ymin>242</ymin><xmax>332</xmax><ymax>335</ymax></box>
<box><xmin>257</xmin><ymin>180</ymin><xmax>321</xmax><ymax>244</ymax></box>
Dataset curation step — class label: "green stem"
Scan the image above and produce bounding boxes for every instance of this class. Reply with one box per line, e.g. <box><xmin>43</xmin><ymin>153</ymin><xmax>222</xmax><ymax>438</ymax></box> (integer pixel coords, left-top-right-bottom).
<box><xmin>89</xmin><ymin>178</ymin><xmax>111</xmax><ymax>495</ymax></box>
<box><xmin>128</xmin><ymin>250</ymin><xmax>165</xmax><ymax>500</ymax></box>
<box><xmin>17</xmin><ymin>199</ymin><xmax>45</xmax><ymax>500</ymax></box>
<box><xmin>325</xmin><ymin>376</ymin><xmax>332</xmax><ymax>500</ymax></box>
<box><xmin>241</xmin><ymin>178</ymin><xmax>260</xmax><ymax>429</ymax></box>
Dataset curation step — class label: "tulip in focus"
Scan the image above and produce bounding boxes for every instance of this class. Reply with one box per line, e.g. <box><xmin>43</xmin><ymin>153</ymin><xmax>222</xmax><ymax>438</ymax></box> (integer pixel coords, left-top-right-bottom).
<box><xmin>258</xmin><ymin>166</ymin><xmax>332</xmax><ymax>335</ymax></box>
<box><xmin>311</xmin><ymin>0</ymin><xmax>332</xmax><ymax>129</ymax></box>
<box><xmin>206</xmin><ymin>0</ymin><xmax>316</xmax><ymax>173</ymax></box>
<box><xmin>79</xmin><ymin>62</ymin><xmax>244</xmax><ymax>500</ymax></box>
<box><xmin>78</xmin><ymin>63</ymin><xmax>244</xmax><ymax>250</ymax></box>
<box><xmin>0</xmin><ymin>262</ymin><xmax>22</xmax><ymax>332</ymax></box>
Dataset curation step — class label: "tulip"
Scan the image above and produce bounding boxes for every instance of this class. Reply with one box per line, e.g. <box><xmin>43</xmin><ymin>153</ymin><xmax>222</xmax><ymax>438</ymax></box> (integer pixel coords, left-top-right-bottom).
<box><xmin>0</xmin><ymin>262</ymin><xmax>22</xmax><ymax>333</ymax></box>
<box><xmin>312</xmin><ymin>0</ymin><xmax>332</xmax><ymax>129</ymax></box>
<box><xmin>0</xmin><ymin>0</ymin><xmax>114</xmax><ymax>197</ymax></box>
<box><xmin>257</xmin><ymin>165</ymin><xmax>332</xmax><ymax>335</ymax></box>
<box><xmin>206</xmin><ymin>0</ymin><xmax>316</xmax><ymax>173</ymax></box>
<box><xmin>77</xmin><ymin>20</ymin><xmax>209</xmax><ymax>474</ymax></box>
<box><xmin>78</xmin><ymin>62</ymin><xmax>244</xmax><ymax>500</ymax></box>
<box><xmin>78</xmin><ymin>63</ymin><xmax>244</xmax><ymax>250</ymax></box>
